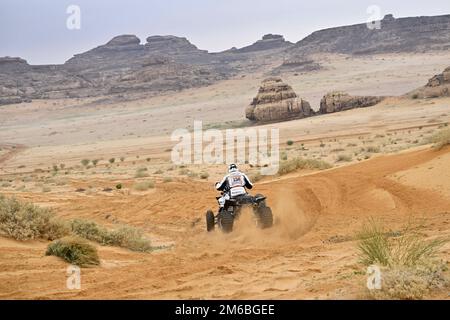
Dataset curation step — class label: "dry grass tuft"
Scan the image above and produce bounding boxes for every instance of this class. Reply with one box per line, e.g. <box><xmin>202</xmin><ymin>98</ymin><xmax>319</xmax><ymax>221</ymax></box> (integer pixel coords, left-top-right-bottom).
<box><xmin>357</xmin><ymin>219</ymin><xmax>448</xmax><ymax>299</ymax></box>
<box><xmin>46</xmin><ymin>236</ymin><xmax>100</xmax><ymax>267</ymax></box>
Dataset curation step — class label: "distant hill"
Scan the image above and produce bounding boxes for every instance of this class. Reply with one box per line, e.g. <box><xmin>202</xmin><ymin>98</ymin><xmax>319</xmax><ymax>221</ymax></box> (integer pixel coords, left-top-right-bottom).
<box><xmin>2</xmin><ymin>13</ymin><xmax>450</xmax><ymax>105</ymax></box>
<box><xmin>290</xmin><ymin>14</ymin><xmax>450</xmax><ymax>56</ymax></box>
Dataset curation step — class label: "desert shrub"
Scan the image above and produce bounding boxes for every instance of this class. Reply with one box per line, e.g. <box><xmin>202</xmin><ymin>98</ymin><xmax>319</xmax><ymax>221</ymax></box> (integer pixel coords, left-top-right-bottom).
<box><xmin>46</xmin><ymin>236</ymin><xmax>100</xmax><ymax>267</ymax></box>
<box><xmin>287</xmin><ymin>140</ymin><xmax>294</xmax><ymax>146</ymax></box>
<box><xmin>199</xmin><ymin>172</ymin><xmax>209</xmax><ymax>180</ymax></box>
<box><xmin>336</xmin><ymin>154</ymin><xmax>352</xmax><ymax>162</ymax></box>
<box><xmin>153</xmin><ymin>169</ymin><xmax>164</xmax><ymax>174</ymax></box>
<box><xmin>366</xmin><ymin>146</ymin><xmax>381</xmax><ymax>153</ymax></box>
<box><xmin>70</xmin><ymin>219</ymin><xmax>107</xmax><ymax>243</ymax></box>
<box><xmin>163</xmin><ymin>177</ymin><xmax>173</xmax><ymax>183</ymax></box>
<box><xmin>42</xmin><ymin>186</ymin><xmax>52</xmax><ymax>193</ymax></box>
<box><xmin>70</xmin><ymin>218</ymin><xmax>152</xmax><ymax>252</ymax></box>
<box><xmin>133</xmin><ymin>180</ymin><xmax>155</xmax><ymax>191</ymax></box>
<box><xmin>120</xmin><ymin>157</ymin><xmax>125</xmax><ymax>162</ymax></box>
<box><xmin>0</xmin><ymin>195</ymin><xmax>70</xmax><ymax>241</ymax></box>
<box><xmin>134</xmin><ymin>167</ymin><xmax>149</xmax><ymax>178</ymax></box>
<box><xmin>357</xmin><ymin>220</ymin><xmax>446</xmax><ymax>268</ymax></box>
<box><xmin>249</xmin><ymin>172</ymin><xmax>262</xmax><ymax>182</ymax></box>
<box><xmin>103</xmin><ymin>226</ymin><xmax>152</xmax><ymax>252</ymax></box>
<box><xmin>187</xmin><ymin>171</ymin><xmax>198</xmax><ymax>178</ymax></box>
<box><xmin>357</xmin><ymin>220</ymin><xmax>448</xmax><ymax>299</ymax></box>
<box><xmin>109</xmin><ymin>158</ymin><xmax>115</xmax><ymax>164</ymax></box>
<box><xmin>371</xmin><ymin>262</ymin><xmax>448</xmax><ymax>300</ymax></box>
<box><xmin>81</xmin><ymin>159</ymin><xmax>90</xmax><ymax>166</ymax></box>
<box><xmin>92</xmin><ymin>159</ymin><xmax>99</xmax><ymax>166</ymax></box>
<box><xmin>428</xmin><ymin>128</ymin><xmax>450</xmax><ymax>150</ymax></box>
<box><xmin>115</xmin><ymin>183</ymin><xmax>122</xmax><ymax>190</ymax></box>
<box><xmin>278</xmin><ymin>157</ymin><xmax>332</xmax><ymax>175</ymax></box>
<box><xmin>179</xmin><ymin>168</ymin><xmax>189</xmax><ymax>175</ymax></box>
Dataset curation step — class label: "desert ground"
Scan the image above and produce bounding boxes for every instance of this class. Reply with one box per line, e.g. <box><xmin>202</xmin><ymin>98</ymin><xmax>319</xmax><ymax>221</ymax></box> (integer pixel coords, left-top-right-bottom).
<box><xmin>0</xmin><ymin>52</ymin><xmax>450</xmax><ymax>299</ymax></box>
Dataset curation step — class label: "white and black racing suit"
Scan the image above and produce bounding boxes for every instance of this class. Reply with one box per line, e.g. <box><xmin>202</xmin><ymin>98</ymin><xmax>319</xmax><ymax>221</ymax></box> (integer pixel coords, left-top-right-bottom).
<box><xmin>216</xmin><ymin>170</ymin><xmax>253</xmax><ymax>208</ymax></box>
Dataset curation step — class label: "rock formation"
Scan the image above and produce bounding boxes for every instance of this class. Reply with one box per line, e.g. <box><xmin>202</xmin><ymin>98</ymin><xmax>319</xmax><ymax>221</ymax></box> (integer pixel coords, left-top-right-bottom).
<box><xmin>408</xmin><ymin>66</ymin><xmax>450</xmax><ymax>98</ymax></box>
<box><xmin>235</xmin><ymin>34</ymin><xmax>293</xmax><ymax>53</ymax></box>
<box><xmin>319</xmin><ymin>92</ymin><xmax>384</xmax><ymax>114</ymax></box>
<box><xmin>246</xmin><ymin>77</ymin><xmax>313</xmax><ymax>122</ymax></box>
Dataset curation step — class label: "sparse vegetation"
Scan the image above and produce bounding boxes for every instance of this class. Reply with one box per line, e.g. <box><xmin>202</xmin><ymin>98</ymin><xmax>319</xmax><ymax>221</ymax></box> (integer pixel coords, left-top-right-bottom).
<box><xmin>163</xmin><ymin>177</ymin><xmax>173</xmax><ymax>183</ymax></box>
<box><xmin>133</xmin><ymin>180</ymin><xmax>155</xmax><ymax>191</ymax></box>
<box><xmin>115</xmin><ymin>183</ymin><xmax>122</xmax><ymax>190</ymax></box>
<box><xmin>357</xmin><ymin>220</ymin><xmax>448</xmax><ymax>299</ymax></box>
<box><xmin>428</xmin><ymin>128</ymin><xmax>450</xmax><ymax>150</ymax></box>
<box><xmin>46</xmin><ymin>236</ymin><xmax>100</xmax><ymax>267</ymax></box>
<box><xmin>135</xmin><ymin>167</ymin><xmax>149</xmax><ymax>178</ymax></box>
<box><xmin>278</xmin><ymin>157</ymin><xmax>332</xmax><ymax>175</ymax></box>
<box><xmin>109</xmin><ymin>158</ymin><xmax>115</xmax><ymax>164</ymax></box>
<box><xmin>81</xmin><ymin>159</ymin><xmax>90</xmax><ymax>166</ymax></box>
<box><xmin>287</xmin><ymin>140</ymin><xmax>294</xmax><ymax>146</ymax></box>
<box><xmin>249</xmin><ymin>171</ymin><xmax>262</xmax><ymax>182</ymax></box>
<box><xmin>366</xmin><ymin>146</ymin><xmax>381</xmax><ymax>153</ymax></box>
<box><xmin>336</xmin><ymin>154</ymin><xmax>352</xmax><ymax>162</ymax></box>
<box><xmin>70</xmin><ymin>219</ymin><xmax>152</xmax><ymax>252</ymax></box>
<box><xmin>0</xmin><ymin>195</ymin><xmax>69</xmax><ymax>241</ymax></box>
<box><xmin>199</xmin><ymin>172</ymin><xmax>209</xmax><ymax>180</ymax></box>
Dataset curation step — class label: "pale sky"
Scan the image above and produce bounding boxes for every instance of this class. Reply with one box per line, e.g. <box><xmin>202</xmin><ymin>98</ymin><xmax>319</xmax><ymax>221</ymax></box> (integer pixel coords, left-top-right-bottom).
<box><xmin>1</xmin><ymin>0</ymin><xmax>449</xmax><ymax>65</ymax></box>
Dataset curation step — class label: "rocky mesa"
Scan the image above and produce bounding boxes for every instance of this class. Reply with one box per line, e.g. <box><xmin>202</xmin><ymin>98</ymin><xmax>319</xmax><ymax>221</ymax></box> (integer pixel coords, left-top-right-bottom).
<box><xmin>245</xmin><ymin>77</ymin><xmax>313</xmax><ymax>122</ymax></box>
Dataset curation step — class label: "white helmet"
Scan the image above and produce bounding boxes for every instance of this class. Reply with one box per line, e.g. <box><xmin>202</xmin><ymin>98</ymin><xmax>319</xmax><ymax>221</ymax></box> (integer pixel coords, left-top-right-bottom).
<box><xmin>228</xmin><ymin>163</ymin><xmax>238</xmax><ymax>173</ymax></box>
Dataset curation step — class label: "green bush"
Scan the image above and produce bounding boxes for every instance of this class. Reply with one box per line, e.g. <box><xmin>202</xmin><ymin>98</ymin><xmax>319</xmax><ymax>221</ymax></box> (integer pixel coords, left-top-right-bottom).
<box><xmin>0</xmin><ymin>195</ymin><xmax>69</xmax><ymax>240</ymax></box>
<box><xmin>287</xmin><ymin>140</ymin><xmax>294</xmax><ymax>146</ymax></box>
<box><xmin>46</xmin><ymin>236</ymin><xmax>100</xmax><ymax>267</ymax></box>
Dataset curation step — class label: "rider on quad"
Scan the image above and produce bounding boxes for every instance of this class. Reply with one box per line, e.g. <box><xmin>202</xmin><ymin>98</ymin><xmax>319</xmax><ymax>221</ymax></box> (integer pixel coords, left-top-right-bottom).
<box><xmin>206</xmin><ymin>163</ymin><xmax>273</xmax><ymax>232</ymax></box>
<box><xmin>215</xmin><ymin>164</ymin><xmax>253</xmax><ymax>211</ymax></box>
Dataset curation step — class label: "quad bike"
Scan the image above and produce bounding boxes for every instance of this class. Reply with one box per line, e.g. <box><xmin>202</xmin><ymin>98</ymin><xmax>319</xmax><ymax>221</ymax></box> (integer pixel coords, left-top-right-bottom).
<box><xmin>205</xmin><ymin>190</ymin><xmax>273</xmax><ymax>233</ymax></box>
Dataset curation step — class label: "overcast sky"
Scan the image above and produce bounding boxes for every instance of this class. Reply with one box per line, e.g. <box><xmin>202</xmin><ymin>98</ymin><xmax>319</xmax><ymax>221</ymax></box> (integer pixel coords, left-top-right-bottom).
<box><xmin>1</xmin><ymin>0</ymin><xmax>449</xmax><ymax>65</ymax></box>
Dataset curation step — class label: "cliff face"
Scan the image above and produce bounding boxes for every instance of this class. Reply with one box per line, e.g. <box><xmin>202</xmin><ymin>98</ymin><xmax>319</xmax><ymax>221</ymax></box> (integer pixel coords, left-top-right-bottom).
<box><xmin>291</xmin><ymin>14</ymin><xmax>450</xmax><ymax>56</ymax></box>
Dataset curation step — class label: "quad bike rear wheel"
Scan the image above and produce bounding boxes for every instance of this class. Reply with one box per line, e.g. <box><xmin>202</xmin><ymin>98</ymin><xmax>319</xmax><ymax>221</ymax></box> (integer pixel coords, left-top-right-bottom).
<box><xmin>257</xmin><ymin>206</ymin><xmax>273</xmax><ymax>229</ymax></box>
<box><xmin>219</xmin><ymin>211</ymin><xmax>234</xmax><ymax>233</ymax></box>
<box><xmin>206</xmin><ymin>210</ymin><xmax>215</xmax><ymax>232</ymax></box>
